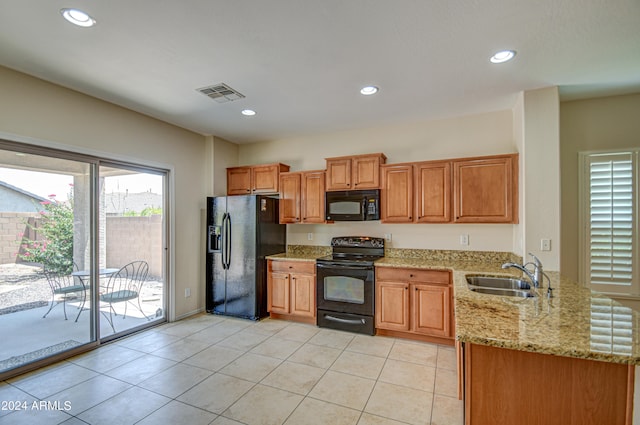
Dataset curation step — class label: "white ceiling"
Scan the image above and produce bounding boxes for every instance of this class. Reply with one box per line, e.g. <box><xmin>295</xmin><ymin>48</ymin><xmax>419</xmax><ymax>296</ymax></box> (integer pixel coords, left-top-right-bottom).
<box><xmin>0</xmin><ymin>1</ymin><xmax>639</xmax><ymax>144</ymax></box>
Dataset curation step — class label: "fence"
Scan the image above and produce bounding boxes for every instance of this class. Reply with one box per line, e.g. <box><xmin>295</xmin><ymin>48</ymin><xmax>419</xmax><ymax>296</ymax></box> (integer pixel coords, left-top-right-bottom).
<box><xmin>1</xmin><ymin>213</ymin><xmax>163</xmax><ymax>278</ymax></box>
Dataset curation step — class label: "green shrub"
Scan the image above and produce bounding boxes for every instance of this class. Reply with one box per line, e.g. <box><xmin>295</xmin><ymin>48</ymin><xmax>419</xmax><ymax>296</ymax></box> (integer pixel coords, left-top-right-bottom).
<box><xmin>19</xmin><ymin>196</ymin><xmax>73</xmax><ymax>275</ymax></box>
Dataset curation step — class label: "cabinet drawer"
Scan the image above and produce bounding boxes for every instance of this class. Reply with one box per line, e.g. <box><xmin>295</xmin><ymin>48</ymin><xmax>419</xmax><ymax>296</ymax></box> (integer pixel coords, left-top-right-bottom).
<box><xmin>269</xmin><ymin>260</ymin><xmax>315</xmax><ymax>275</ymax></box>
<box><xmin>376</xmin><ymin>267</ymin><xmax>450</xmax><ymax>284</ymax></box>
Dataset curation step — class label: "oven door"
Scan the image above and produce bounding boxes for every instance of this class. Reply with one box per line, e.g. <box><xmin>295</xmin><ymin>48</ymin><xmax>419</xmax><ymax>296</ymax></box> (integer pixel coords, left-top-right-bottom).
<box><xmin>316</xmin><ymin>262</ymin><xmax>374</xmax><ymax>316</ymax></box>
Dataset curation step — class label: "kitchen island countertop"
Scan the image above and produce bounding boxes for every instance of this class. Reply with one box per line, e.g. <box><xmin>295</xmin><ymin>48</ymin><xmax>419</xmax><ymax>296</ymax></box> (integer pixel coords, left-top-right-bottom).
<box><xmin>376</xmin><ymin>256</ymin><xmax>640</xmax><ymax>365</ymax></box>
<box><xmin>268</xmin><ymin>248</ymin><xmax>640</xmax><ymax>364</ymax></box>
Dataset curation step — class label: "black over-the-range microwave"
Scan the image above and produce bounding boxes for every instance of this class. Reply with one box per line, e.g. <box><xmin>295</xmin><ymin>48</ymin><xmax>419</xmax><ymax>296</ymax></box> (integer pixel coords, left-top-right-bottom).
<box><xmin>325</xmin><ymin>189</ymin><xmax>380</xmax><ymax>221</ymax></box>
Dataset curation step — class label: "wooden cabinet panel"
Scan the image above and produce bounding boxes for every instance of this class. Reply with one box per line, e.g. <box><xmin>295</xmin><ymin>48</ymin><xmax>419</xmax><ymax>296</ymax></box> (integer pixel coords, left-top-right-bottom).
<box><xmin>279</xmin><ymin>173</ymin><xmax>301</xmax><ymax>224</ymax></box>
<box><xmin>453</xmin><ymin>154</ymin><xmax>517</xmax><ymax>223</ymax></box>
<box><xmin>269</xmin><ymin>260</ymin><xmax>315</xmax><ymax>274</ymax></box>
<box><xmin>465</xmin><ymin>343</ymin><xmax>633</xmax><ymax>425</ymax></box>
<box><xmin>381</xmin><ymin>164</ymin><xmax>413</xmax><ymax>223</ymax></box>
<box><xmin>301</xmin><ymin>171</ymin><xmax>325</xmax><ymax>223</ymax></box>
<box><xmin>227</xmin><ymin>163</ymin><xmax>290</xmax><ymax>196</ymax></box>
<box><xmin>415</xmin><ymin>161</ymin><xmax>451</xmax><ymax>223</ymax></box>
<box><xmin>252</xmin><ymin>164</ymin><xmax>280</xmax><ymax>194</ymax></box>
<box><xmin>325</xmin><ymin>158</ymin><xmax>352</xmax><ymax>191</ymax></box>
<box><xmin>267</xmin><ymin>271</ymin><xmax>290</xmax><ymax>314</ymax></box>
<box><xmin>291</xmin><ymin>273</ymin><xmax>315</xmax><ymax>318</ymax></box>
<box><xmin>267</xmin><ymin>260</ymin><xmax>316</xmax><ymax>324</ymax></box>
<box><xmin>376</xmin><ymin>267</ymin><xmax>453</xmax><ymax>342</ymax></box>
<box><xmin>375</xmin><ymin>281</ymin><xmax>410</xmax><ymax>331</ymax></box>
<box><xmin>376</xmin><ymin>267</ymin><xmax>450</xmax><ymax>284</ymax></box>
<box><xmin>279</xmin><ymin>170</ymin><xmax>325</xmax><ymax>224</ymax></box>
<box><xmin>412</xmin><ymin>283</ymin><xmax>451</xmax><ymax>337</ymax></box>
<box><xmin>353</xmin><ymin>154</ymin><xmax>383</xmax><ymax>189</ymax></box>
<box><xmin>227</xmin><ymin>167</ymin><xmax>252</xmax><ymax>195</ymax></box>
<box><xmin>326</xmin><ymin>153</ymin><xmax>386</xmax><ymax>191</ymax></box>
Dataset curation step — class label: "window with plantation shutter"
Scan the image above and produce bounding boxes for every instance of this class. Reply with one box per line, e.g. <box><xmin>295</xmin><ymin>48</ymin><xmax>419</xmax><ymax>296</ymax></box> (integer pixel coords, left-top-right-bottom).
<box><xmin>580</xmin><ymin>150</ymin><xmax>638</xmax><ymax>295</ymax></box>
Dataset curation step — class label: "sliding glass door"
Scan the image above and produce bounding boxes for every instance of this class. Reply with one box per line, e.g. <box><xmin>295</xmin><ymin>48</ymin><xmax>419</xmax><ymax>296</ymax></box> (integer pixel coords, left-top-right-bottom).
<box><xmin>98</xmin><ymin>164</ymin><xmax>167</xmax><ymax>338</ymax></box>
<box><xmin>0</xmin><ymin>142</ymin><xmax>169</xmax><ymax>377</ymax></box>
<box><xmin>0</xmin><ymin>148</ymin><xmax>95</xmax><ymax>375</ymax></box>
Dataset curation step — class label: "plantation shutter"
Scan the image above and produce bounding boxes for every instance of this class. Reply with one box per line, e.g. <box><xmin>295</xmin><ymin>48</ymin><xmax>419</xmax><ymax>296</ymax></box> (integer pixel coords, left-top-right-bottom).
<box><xmin>587</xmin><ymin>153</ymin><xmax>634</xmax><ymax>286</ymax></box>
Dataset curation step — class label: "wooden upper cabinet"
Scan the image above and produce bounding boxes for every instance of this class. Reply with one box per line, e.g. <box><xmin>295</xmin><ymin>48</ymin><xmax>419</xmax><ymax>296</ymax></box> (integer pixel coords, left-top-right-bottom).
<box><xmin>227</xmin><ymin>163</ymin><xmax>290</xmax><ymax>196</ymax></box>
<box><xmin>279</xmin><ymin>170</ymin><xmax>325</xmax><ymax>224</ymax></box>
<box><xmin>301</xmin><ymin>170</ymin><xmax>326</xmax><ymax>223</ymax></box>
<box><xmin>381</xmin><ymin>164</ymin><xmax>413</xmax><ymax>223</ymax></box>
<box><xmin>227</xmin><ymin>167</ymin><xmax>252</xmax><ymax>195</ymax></box>
<box><xmin>415</xmin><ymin>161</ymin><xmax>451</xmax><ymax>223</ymax></box>
<box><xmin>279</xmin><ymin>172</ymin><xmax>302</xmax><ymax>224</ymax></box>
<box><xmin>326</xmin><ymin>153</ymin><xmax>386</xmax><ymax>191</ymax></box>
<box><xmin>453</xmin><ymin>154</ymin><xmax>518</xmax><ymax>223</ymax></box>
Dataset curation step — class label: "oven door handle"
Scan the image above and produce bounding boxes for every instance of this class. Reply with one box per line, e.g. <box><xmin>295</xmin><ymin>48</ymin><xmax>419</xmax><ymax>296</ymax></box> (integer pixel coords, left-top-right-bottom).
<box><xmin>316</xmin><ymin>263</ymin><xmax>372</xmax><ymax>271</ymax></box>
<box><xmin>324</xmin><ymin>315</ymin><xmax>366</xmax><ymax>325</ymax></box>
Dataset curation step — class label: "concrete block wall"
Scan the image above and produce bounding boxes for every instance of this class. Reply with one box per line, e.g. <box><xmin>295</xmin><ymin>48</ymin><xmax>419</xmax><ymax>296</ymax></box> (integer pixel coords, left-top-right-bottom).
<box><xmin>105</xmin><ymin>215</ymin><xmax>163</xmax><ymax>278</ymax></box>
<box><xmin>0</xmin><ymin>212</ymin><xmax>40</xmax><ymax>264</ymax></box>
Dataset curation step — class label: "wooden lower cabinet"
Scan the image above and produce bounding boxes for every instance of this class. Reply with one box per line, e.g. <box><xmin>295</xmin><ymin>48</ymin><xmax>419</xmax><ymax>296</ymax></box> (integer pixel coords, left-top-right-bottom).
<box><xmin>267</xmin><ymin>260</ymin><xmax>316</xmax><ymax>324</ymax></box>
<box><xmin>464</xmin><ymin>343</ymin><xmax>634</xmax><ymax>425</ymax></box>
<box><xmin>375</xmin><ymin>266</ymin><xmax>453</xmax><ymax>344</ymax></box>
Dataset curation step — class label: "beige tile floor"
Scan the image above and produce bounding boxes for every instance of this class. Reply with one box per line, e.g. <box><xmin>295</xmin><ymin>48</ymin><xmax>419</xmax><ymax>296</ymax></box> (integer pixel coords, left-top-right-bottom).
<box><xmin>0</xmin><ymin>314</ymin><xmax>463</xmax><ymax>425</ymax></box>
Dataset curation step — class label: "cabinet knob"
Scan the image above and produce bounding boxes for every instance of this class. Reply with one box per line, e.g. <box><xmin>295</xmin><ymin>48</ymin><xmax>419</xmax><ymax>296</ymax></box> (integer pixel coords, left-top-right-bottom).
<box><xmin>405</xmin><ymin>286</ymin><xmax>408</xmax><ymax>290</ymax></box>
<box><xmin>410</xmin><ymin>274</ymin><xmax>414</xmax><ymax>277</ymax></box>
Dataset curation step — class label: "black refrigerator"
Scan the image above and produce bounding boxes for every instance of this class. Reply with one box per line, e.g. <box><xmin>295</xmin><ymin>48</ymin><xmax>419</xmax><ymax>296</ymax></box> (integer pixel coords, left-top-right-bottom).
<box><xmin>206</xmin><ymin>195</ymin><xmax>286</xmax><ymax>320</ymax></box>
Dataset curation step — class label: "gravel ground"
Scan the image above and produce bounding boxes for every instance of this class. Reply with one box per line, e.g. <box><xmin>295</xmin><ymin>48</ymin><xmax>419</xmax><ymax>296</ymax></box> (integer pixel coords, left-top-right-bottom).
<box><xmin>0</xmin><ymin>263</ymin><xmax>164</xmax><ymax>315</ymax></box>
<box><xmin>0</xmin><ymin>264</ymin><xmax>51</xmax><ymax>314</ymax></box>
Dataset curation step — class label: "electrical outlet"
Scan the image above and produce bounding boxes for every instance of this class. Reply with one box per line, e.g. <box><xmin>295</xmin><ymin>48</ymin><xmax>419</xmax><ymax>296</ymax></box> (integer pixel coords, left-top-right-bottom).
<box><xmin>460</xmin><ymin>234</ymin><xmax>469</xmax><ymax>246</ymax></box>
<box><xmin>307</xmin><ymin>233</ymin><xmax>313</xmax><ymax>241</ymax></box>
<box><xmin>384</xmin><ymin>233</ymin><xmax>392</xmax><ymax>241</ymax></box>
<box><xmin>541</xmin><ymin>239</ymin><xmax>551</xmax><ymax>251</ymax></box>
<box><xmin>185</xmin><ymin>288</ymin><xmax>191</xmax><ymax>298</ymax></box>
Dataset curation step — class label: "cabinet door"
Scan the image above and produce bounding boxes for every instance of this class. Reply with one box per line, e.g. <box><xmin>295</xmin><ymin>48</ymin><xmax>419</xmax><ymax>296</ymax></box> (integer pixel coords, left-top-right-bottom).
<box><xmin>290</xmin><ymin>273</ymin><xmax>316</xmax><ymax>318</ymax></box>
<box><xmin>375</xmin><ymin>281</ymin><xmax>410</xmax><ymax>331</ymax></box>
<box><xmin>415</xmin><ymin>161</ymin><xmax>451</xmax><ymax>223</ymax></box>
<box><xmin>352</xmin><ymin>155</ymin><xmax>383</xmax><ymax>189</ymax></box>
<box><xmin>326</xmin><ymin>158</ymin><xmax>352</xmax><ymax>191</ymax></box>
<box><xmin>381</xmin><ymin>164</ymin><xmax>413</xmax><ymax>223</ymax></box>
<box><xmin>453</xmin><ymin>155</ymin><xmax>518</xmax><ymax>223</ymax></box>
<box><xmin>412</xmin><ymin>283</ymin><xmax>451</xmax><ymax>337</ymax></box>
<box><xmin>301</xmin><ymin>171</ymin><xmax>325</xmax><ymax>223</ymax></box>
<box><xmin>268</xmin><ymin>272</ymin><xmax>290</xmax><ymax>314</ymax></box>
<box><xmin>279</xmin><ymin>173</ymin><xmax>301</xmax><ymax>224</ymax></box>
<box><xmin>252</xmin><ymin>164</ymin><xmax>279</xmax><ymax>193</ymax></box>
<box><xmin>227</xmin><ymin>167</ymin><xmax>252</xmax><ymax>195</ymax></box>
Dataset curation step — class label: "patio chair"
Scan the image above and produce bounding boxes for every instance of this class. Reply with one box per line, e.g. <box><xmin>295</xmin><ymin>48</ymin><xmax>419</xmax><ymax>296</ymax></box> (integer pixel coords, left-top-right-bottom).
<box><xmin>100</xmin><ymin>260</ymin><xmax>151</xmax><ymax>332</ymax></box>
<box><xmin>42</xmin><ymin>264</ymin><xmax>87</xmax><ymax>322</ymax></box>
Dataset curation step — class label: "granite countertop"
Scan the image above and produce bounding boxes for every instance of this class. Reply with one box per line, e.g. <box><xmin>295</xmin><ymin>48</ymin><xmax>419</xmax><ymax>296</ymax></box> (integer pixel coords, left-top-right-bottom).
<box><xmin>265</xmin><ymin>252</ymin><xmax>320</xmax><ymax>262</ymax></box>
<box><xmin>270</xmin><ymin>246</ymin><xmax>640</xmax><ymax>365</ymax></box>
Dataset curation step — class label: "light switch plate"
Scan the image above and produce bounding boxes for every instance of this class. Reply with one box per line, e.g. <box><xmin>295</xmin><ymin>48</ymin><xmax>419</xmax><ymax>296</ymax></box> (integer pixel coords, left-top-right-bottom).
<box><xmin>541</xmin><ymin>239</ymin><xmax>551</xmax><ymax>251</ymax></box>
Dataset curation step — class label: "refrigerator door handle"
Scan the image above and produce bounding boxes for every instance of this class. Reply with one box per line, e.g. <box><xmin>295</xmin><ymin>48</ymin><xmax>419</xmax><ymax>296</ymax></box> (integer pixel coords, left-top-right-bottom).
<box><xmin>221</xmin><ymin>213</ymin><xmax>229</xmax><ymax>270</ymax></box>
<box><xmin>225</xmin><ymin>213</ymin><xmax>232</xmax><ymax>269</ymax></box>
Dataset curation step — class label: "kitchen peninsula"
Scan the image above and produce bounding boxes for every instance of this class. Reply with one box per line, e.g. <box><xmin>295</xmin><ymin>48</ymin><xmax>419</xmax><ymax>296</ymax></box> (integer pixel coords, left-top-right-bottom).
<box><xmin>268</xmin><ymin>245</ymin><xmax>640</xmax><ymax>425</ymax></box>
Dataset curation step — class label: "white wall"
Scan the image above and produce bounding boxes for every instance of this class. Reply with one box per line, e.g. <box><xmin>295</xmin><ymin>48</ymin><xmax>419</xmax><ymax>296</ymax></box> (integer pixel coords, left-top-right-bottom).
<box><xmin>521</xmin><ymin>87</ymin><xmax>561</xmax><ymax>270</ymax></box>
<box><xmin>238</xmin><ymin>110</ymin><xmax>518</xmax><ymax>252</ymax></box>
<box><xmin>0</xmin><ymin>66</ymin><xmax>208</xmax><ymax>319</ymax></box>
<box><xmin>560</xmin><ymin>92</ymin><xmax>640</xmax><ymax>308</ymax></box>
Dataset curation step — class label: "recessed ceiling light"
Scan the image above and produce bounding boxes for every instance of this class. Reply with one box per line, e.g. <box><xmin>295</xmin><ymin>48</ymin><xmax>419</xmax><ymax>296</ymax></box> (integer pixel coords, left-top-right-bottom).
<box><xmin>241</xmin><ymin>109</ymin><xmax>256</xmax><ymax>116</ymax></box>
<box><xmin>360</xmin><ymin>86</ymin><xmax>379</xmax><ymax>96</ymax></box>
<box><xmin>60</xmin><ymin>8</ymin><xmax>96</xmax><ymax>27</ymax></box>
<box><xmin>490</xmin><ymin>50</ymin><xmax>516</xmax><ymax>64</ymax></box>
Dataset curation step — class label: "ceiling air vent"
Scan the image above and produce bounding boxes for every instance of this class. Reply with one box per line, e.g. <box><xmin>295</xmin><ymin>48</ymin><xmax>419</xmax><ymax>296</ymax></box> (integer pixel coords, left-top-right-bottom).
<box><xmin>196</xmin><ymin>83</ymin><xmax>245</xmax><ymax>103</ymax></box>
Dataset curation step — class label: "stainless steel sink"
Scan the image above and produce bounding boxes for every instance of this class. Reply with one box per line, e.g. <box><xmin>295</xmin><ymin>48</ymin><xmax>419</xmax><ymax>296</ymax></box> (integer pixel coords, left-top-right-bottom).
<box><xmin>466</xmin><ymin>275</ymin><xmax>535</xmax><ymax>298</ymax></box>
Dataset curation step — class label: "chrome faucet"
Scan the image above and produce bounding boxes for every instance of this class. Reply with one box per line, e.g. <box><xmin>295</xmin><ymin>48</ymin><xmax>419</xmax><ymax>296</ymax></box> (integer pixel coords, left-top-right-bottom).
<box><xmin>502</xmin><ymin>262</ymin><xmax>539</xmax><ymax>288</ymax></box>
<box><xmin>526</xmin><ymin>253</ymin><xmax>544</xmax><ymax>289</ymax></box>
<box><xmin>502</xmin><ymin>253</ymin><xmax>553</xmax><ymax>297</ymax></box>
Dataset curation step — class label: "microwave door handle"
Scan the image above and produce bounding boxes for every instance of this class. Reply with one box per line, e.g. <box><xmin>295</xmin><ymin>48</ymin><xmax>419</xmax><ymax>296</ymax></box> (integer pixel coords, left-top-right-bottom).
<box><xmin>362</xmin><ymin>198</ymin><xmax>368</xmax><ymax>219</ymax></box>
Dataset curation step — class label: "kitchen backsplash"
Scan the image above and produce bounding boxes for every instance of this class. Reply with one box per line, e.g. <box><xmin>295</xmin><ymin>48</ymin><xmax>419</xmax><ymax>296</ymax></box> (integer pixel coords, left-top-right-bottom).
<box><xmin>286</xmin><ymin>244</ymin><xmax>521</xmax><ymax>265</ymax></box>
